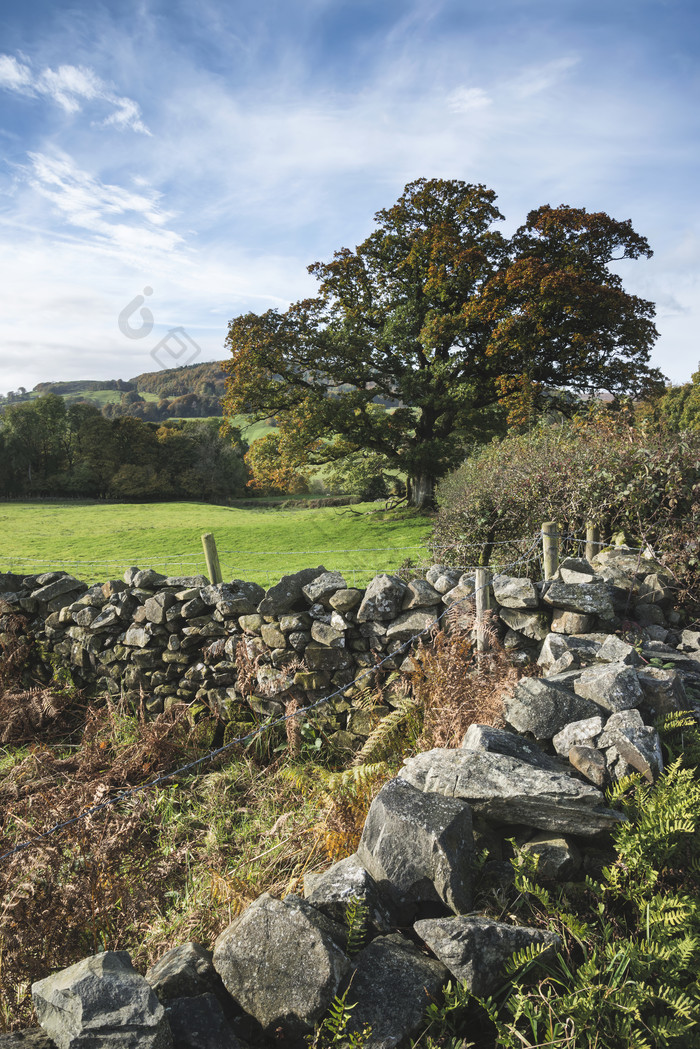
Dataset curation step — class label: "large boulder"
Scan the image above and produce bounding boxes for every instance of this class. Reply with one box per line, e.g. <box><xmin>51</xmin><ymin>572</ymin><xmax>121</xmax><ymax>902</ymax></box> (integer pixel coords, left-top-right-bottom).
<box><xmin>505</xmin><ymin>678</ymin><xmax>601</xmax><ymax>740</ymax></box>
<box><xmin>163</xmin><ymin>994</ymin><xmax>242</xmax><ymax>1049</ymax></box>
<box><xmin>399</xmin><ymin>748</ymin><xmax>623</xmax><ymax>837</ymax></box>
<box><xmin>414</xmin><ymin>916</ymin><xmax>560</xmax><ymax>998</ymax></box>
<box><xmin>461</xmin><ymin>724</ymin><xmax>562</xmax><ymax>772</ymax></box>
<box><xmin>573</xmin><ymin>661</ymin><xmax>644</xmax><ymax>713</ymax></box>
<box><xmin>32</xmin><ymin>951</ymin><xmax>172</xmax><ymax>1049</ymax></box>
<box><xmin>212</xmin><ymin>894</ymin><xmax>350</xmax><ymax>1041</ymax></box>
<box><xmin>343</xmin><ymin>935</ymin><xmax>448</xmax><ymax>1049</ymax></box>
<box><xmin>257</xmin><ymin>568</ymin><xmax>327</xmax><ymax>616</ymax></box>
<box><xmin>356</xmin><ymin>778</ymin><xmax>475</xmax><ymax>916</ymax></box>
<box><xmin>356</xmin><ymin>575</ymin><xmax>407</xmax><ymax>622</ymax></box>
<box><xmin>491</xmin><ymin>576</ymin><xmax>539</xmax><ymax>609</ymax></box>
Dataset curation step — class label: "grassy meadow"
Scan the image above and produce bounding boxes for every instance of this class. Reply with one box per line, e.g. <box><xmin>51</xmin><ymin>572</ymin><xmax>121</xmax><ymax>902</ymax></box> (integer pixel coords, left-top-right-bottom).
<box><xmin>0</xmin><ymin>500</ymin><xmax>433</xmax><ymax>587</ymax></box>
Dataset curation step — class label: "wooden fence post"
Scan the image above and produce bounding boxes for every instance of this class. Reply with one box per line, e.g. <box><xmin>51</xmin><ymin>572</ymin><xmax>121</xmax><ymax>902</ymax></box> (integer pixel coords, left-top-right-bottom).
<box><xmin>201</xmin><ymin>532</ymin><xmax>223</xmax><ymax>584</ymax></box>
<box><xmin>585</xmin><ymin>522</ymin><xmax>601</xmax><ymax>564</ymax></box>
<box><xmin>475</xmin><ymin>566</ymin><xmax>493</xmax><ymax>653</ymax></box>
<box><xmin>542</xmin><ymin>521</ymin><xmax>559</xmax><ymax>580</ymax></box>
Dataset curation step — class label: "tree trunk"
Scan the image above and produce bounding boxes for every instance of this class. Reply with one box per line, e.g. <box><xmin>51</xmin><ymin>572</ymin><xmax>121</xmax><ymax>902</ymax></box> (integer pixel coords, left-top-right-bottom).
<box><xmin>408</xmin><ymin>473</ymin><xmax>435</xmax><ymax>509</ymax></box>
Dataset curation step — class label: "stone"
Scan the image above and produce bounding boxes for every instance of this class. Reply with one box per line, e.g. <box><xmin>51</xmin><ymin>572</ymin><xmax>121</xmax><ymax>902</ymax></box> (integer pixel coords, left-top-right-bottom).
<box><xmin>461</xmin><ymin>723</ymin><xmax>562</xmax><ymax>772</ymax></box>
<box><xmin>550</xmin><ymin>610</ymin><xmax>595</xmax><ymax>635</ymax></box>
<box><xmin>74</xmin><ymin>607</ymin><xmax>99</xmax><ymax>628</ymax></box>
<box><xmin>279</xmin><ymin>612</ymin><xmax>311</xmax><ymax>632</ymax></box>
<box><xmin>680</xmin><ymin>629</ymin><xmax>700</xmax><ymax>651</ymax></box>
<box><xmin>634</xmin><ymin>602</ymin><xmax>667</xmax><ymax>627</ymax></box>
<box><xmin>356</xmin><ymin>574</ymin><xmax>407</xmax><ymax>622</ymax></box>
<box><xmin>441</xmin><ymin>580</ymin><xmax>476</xmax><ymax>610</ymax></box>
<box><xmin>257</xmin><ymin>567</ymin><xmax>327</xmax><ymax>616</ymax></box>
<box><xmin>637</xmin><ymin>572</ymin><xmax>673</xmax><ymax>605</ymax></box>
<box><xmin>165</xmin><ymin>575</ymin><xmax>209</xmax><ymax>588</ymax></box>
<box><xmin>552</xmin><ymin>716</ymin><xmax>604</xmax><ymax>757</ymax></box>
<box><xmin>542</xmin><ymin>651</ymin><xmax>580</xmax><ymax>677</ymax></box>
<box><xmin>401</xmin><ymin>579</ymin><xmax>442</xmax><ymax>610</ymax></box>
<box><xmin>399</xmin><ymin>748</ymin><xmax>623</xmax><ymax>837</ymax></box>
<box><xmin>260</xmin><ymin>622</ymin><xmax>286</xmax><ymax>649</ymax></box>
<box><xmin>557</xmin><ymin>557</ymin><xmax>596</xmax><ymax>584</ymax></box>
<box><xmin>596</xmin><ymin>635</ymin><xmax>642</xmax><ymax>665</ymax></box>
<box><xmin>568</xmin><ymin>745</ymin><xmax>607</xmax><ymax>788</ymax></box>
<box><xmin>505</xmin><ymin>678</ymin><xmax>601</xmax><ymax>740</ymax></box>
<box><xmin>311</xmin><ymin>621</ymin><xmax>346</xmax><ymax>647</ymax></box>
<box><xmin>537</xmin><ymin>633</ymin><xmax>603</xmax><ymax>669</ymax></box>
<box><xmin>212</xmin><ymin>893</ymin><xmax>351</xmax><ymax>1041</ymax></box>
<box><xmin>519</xmin><ymin>834</ymin><xmax>581</xmax><ymax>880</ymax></box>
<box><xmin>637</xmin><ymin>667</ymin><xmax>687</xmax><ymax>714</ymax></box>
<box><xmin>32</xmin><ymin>951</ymin><xmax>172</xmax><ymax>1049</ymax></box>
<box><xmin>302</xmin><ymin>571</ymin><xmax>347</xmax><ymax>605</ymax></box>
<box><xmin>200</xmin><ymin>580</ymin><xmax>265</xmax><ymax>614</ymax></box>
<box><xmin>328</xmin><ymin>588</ymin><xmax>363</xmax><ymax>613</ymax></box>
<box><xmin>598</xmin><ymin>711</ymin><xmax>663</xmax><ymax>783</ymax></box>
<box><xmin>426</xmin><ymin>565</ymin><xmax>463</xmax><ymax>593</ymax></box>
<box><xmin>303</xmin><ymin>855</ymin><xmax>395</xmax><ymax>933</ymax></box>
<box><xmin>356</xmin><ymin>777</ymin><xmax>475</xmax><ymax>916</ymax></box>
<box><xmin>491</xmin><ymin>575</ymin><xmax>539</xmax><ymax>609</ymax></box>
<box><xmin>143</xmin><ymin>592</ymin><xmax>176</xmax><ymax>625</ymax></box>
<box><xmin>89</xmin><ymin>607</ymin><xmax>121</xmax><ymax>632</ymax></box>
<box><xmin>124</xmin><ymin>623</ymin><xmax>158</xmax><ymax>648</ymax></box>
<box><xmin>542</xmin><ymin>580</ymin><xmax>614</xmax><ymax>618</ymax></box>
<box><xmin>31</xmin><ymin>577</ymin><xmax>86</xmax><ymax>603</ymax></box>
<box><xmin>255</xmin><ymin>665</ymin><xmax>293</xmax><ymax>695</ymax></box>
<box><xmin>0</xmin><ymin>1031</ymin><xmax>57</xmax><ymax>1048</ymax></box>
<box><xmin>385</xmin><ymin>609</ymin><xmax>439</xmax><ymax>643</ymax></box>
<box><xmin>164</xmin><ymin>994</ymin><xmax>242</xmax><ymax>1049</ymax></box>
<box><xmin>574</xmin><ymin>661</ymin><xmax>644</xmax><ymax>713</ymax></box>
<box><xmin>131</xmin><ymin>568</ymin><xmax>167</xmax><ymax>589</ymax></box>
<box><xmin>498</xmin><ymin>607</ymin><xmax>550</xmax><ymax>641</ymax></box>
<box><xmin>342</xmin><ymin>935</ymin><xmax>448</xmax><ymax>1049</ymax></box>
<box><xmin>146</xmin><ymin>942</ymin><xmax>224</xmax><ymax>1004</ymax></box>
<box><xmin>414</xmin><ymin>916</ymin><xmax>560</xmax><ymax>998</ymax></box>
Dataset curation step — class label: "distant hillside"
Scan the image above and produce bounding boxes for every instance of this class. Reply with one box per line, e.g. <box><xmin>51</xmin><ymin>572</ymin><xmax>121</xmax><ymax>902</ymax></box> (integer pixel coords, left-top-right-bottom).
<box><xmin>1</xmin><ymin>361</ymin><xmax>229</xmax><ymax>422</ymax></box>
<box><xmin>129</xmin><ymin>360</ymin><xmax>227</xmax><ymax>398</ymax></box>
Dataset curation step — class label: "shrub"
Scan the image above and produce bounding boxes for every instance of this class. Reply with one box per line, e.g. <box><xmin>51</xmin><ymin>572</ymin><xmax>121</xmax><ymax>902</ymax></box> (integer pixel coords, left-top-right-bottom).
<box><xmin>433</xmin><ymin>409</ymin><xmax>700</xmax><ymax>609</ymax></box>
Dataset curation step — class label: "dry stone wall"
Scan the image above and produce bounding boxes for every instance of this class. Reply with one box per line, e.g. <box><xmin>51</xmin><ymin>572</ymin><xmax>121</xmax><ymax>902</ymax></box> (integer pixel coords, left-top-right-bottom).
<box><xmin>5</xmin><ymin>547</ymin><xmax>700</xmax><ymax>1047</ymax></box>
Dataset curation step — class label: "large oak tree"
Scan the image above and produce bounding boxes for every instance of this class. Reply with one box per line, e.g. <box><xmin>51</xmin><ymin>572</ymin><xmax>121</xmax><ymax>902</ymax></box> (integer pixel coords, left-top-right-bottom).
<box><xmin>222</xmin><ymin>179</ymin><xmax>664</xmax><ymax>508</ymax></box>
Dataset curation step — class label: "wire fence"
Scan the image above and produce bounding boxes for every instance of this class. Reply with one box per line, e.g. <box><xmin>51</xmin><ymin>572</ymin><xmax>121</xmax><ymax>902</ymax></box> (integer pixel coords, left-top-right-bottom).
<box><xmin>0</xmin><ymin>537</ymin><xmax>546</xmax><ymax>864</ymax></box>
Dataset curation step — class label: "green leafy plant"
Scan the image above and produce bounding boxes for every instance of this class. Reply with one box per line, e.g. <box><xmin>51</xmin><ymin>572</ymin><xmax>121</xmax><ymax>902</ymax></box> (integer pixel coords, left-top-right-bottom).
<box><xmin>306</xmin><ymin>986</ymin><xmax>372</xmax><ymax>1049</ymax></box>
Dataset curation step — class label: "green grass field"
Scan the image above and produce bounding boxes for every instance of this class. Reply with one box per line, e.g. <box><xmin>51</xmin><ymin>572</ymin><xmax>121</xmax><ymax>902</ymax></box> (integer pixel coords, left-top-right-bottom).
<box><xmin>0</xmin><ymin>501</ymin><xmax>433</xmax><ymax>587</ymax></box>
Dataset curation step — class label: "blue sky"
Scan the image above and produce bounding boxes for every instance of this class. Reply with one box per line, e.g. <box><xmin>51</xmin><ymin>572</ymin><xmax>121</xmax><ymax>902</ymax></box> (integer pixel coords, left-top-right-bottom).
<box><xmin>0</xmin><ymin>0</ymin><xmax>698</xmax><ymax>392</ymax></box>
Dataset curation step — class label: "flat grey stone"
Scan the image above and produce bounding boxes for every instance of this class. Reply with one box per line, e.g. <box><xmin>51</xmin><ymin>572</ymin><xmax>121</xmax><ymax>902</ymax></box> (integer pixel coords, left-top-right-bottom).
<box><xmin>311</xmin><ymin>620</ymin><xmax>346</xmax><ymax>647</ymax></box>
<box><xmin>542</xmin><ymin>579</ymin><xmax>614</xmax><ymax>618</ymax></box>
<box><xmin>399</xmin><ymin>748</ymin><xmax>623</xmax><ymax>836</ymax></box>
<box><xmin>32</xmin><ymin>951</ymin><xmax>172</xmax><ymax>1049</ymax></box>
<box><xmin>302</xmin><ymin>571</ymin><xmax>347</xmax><ymax>605</ymax></box>
<box><xmin>0</xmin><ymin>1032</ymin><xmax>58</xmax><ymax>1048</ymax></box>
<box><xmin>343</xmin><ymin>936</ymin><xmax>448</xmax><ymax>1049</ymax></box>
<box><xmin>356</xmin><ymin>777</ymin><xmax>475</xmax><ymax>915</ymax></box>
<box><xmin>557</xmin><ymin>557</ymin><xmax>596</xmax><ymax>584</ymax></box>
<box><xmin>552</xmin><ymin>716</ymin><xmax>604</xmax><ymax>756</ymax></box>
<box><xmin>551</xmin><ymin>609</ymin><xmax>596</xmax><ymax>635</ymax></box>
<box><xmin>574</xmin><ymin>661</ymin><xmax>643</xmax><ymax>712</ymax></box>
<box><xmin>212</xmin><ymin>893</ymin><xmax>350</xmax><ymax>1041</ymax></box>
<box><xmin>414</xmin><ymin>916</ymin><xmax>560</xmax><ymax>998</ymax></box>
<box><xmin>31</xmin><ymin>576</ymin><xmax>86</xmax><ymax>603</ymax></box>
<box><xmin>499</xmin><ymin>607</ymin><xmax>550</xmax><ymax>640</ymax></box>
<box><xmin>385</xmin><ymin>609</ymin><xmax>439</xmax><ymax>642</ymax></box>
<box><xmin>461</xmin><ymin>723</ymin><xmax>562</xmax><ymax>772</ymax></box>
<box><xmin>505</xmin><ymin>678</ymin><xmax>601</xmax><ymax>740</ymax></box>
<box><xmin>492</xmin><ymin>575</ymin><xmax>539</xmax><ymax>609</ymax></box>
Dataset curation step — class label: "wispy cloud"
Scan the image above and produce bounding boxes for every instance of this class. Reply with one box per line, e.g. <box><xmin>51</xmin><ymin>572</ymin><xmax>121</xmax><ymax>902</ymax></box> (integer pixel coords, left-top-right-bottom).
<box><xmin>25</xmin><ymin>152</ymin><xmax>180</xmax><ymax>254</ymax></box>
<box><xmin>0</xmin><ymin>53</ymin><xmax>150</xmax><ymax>133</ymax></box>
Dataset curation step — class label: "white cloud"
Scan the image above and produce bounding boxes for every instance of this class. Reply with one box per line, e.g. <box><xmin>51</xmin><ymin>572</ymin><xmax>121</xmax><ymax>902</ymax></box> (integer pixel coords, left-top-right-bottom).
<box><xmin>0</xmin><ymin>53</ymin><xmax>150</xmax><ymax>133</ymax></box>
<box><xmin>447</xmin><ymin>87</ymin><xmax>492</xmax><ymax>113</ymax></box>
<box><xmin>25</xmin><ymin>152</ymin><xmax>179</xmax><ymax>255</ymax></box>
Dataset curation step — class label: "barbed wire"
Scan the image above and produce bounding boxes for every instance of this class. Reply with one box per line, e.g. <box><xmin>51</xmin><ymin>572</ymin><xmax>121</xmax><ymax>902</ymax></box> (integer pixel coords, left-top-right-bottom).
<box><xmin>0</xmin><ymin>538</ymin><xmax>543</xmax><ymax>864</ymax></box>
